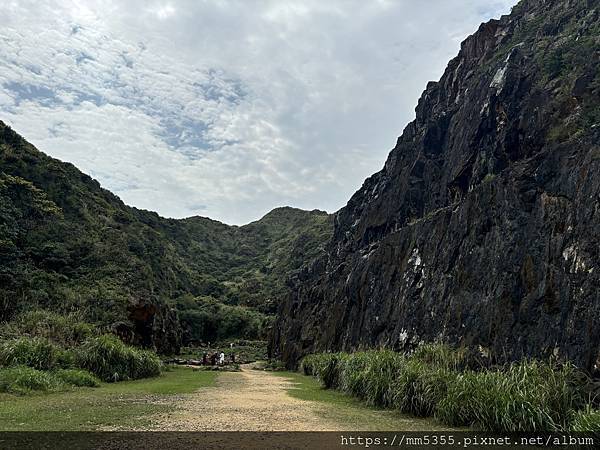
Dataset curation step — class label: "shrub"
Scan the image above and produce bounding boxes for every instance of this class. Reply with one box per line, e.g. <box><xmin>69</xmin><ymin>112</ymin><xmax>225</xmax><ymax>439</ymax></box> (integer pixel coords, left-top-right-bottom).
<box><xmin>75</xmin><ymin>335</ymin><xmax>161</xmax><ymax>382</ymax></box>
<box><xmin>54</xmin><ymin>369</ymin><xmax>100</xmax><ymax>387</ymax></box>
<box><xmin>130</xmin><ymin>349</ymin><xmax>163</xmax><ymax>380</ymax></box>
<box><xmin>0</xmin><ymin>366</ymin><xmax>61</xmax><ymax>394</ymax></box>
<box><xmin>177</xmin><ymin>298</ymin><xmax>270</xmax><ymax>343</ymax></box>
<box><xmin>0</xmin><ymin>337</ymin><xmax>61</xmax><ymax>370</ymax></box>
<box><xmin>56</xmin><ymin>348</ymin><xmax>76</xmax><ymax>368</ymax></box>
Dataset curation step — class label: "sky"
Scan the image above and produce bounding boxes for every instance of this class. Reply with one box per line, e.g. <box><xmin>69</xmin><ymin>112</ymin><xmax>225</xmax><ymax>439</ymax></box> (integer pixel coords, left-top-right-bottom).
<box><xmin>0</xmin><ymin>0</ymin><xmax>517</xmax><ymax>225</ymax></box>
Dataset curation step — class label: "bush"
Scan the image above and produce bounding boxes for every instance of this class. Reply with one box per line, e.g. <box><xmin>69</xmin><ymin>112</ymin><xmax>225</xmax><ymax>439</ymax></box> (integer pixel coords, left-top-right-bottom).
<box><xmin>177</xmin><ymin>297</ymin><xmax>271</xmax><ymax>343</ymax></box>
<box><xmin>0</xmin><ymin>337</ymin><xmax>61</xmax><ymax>370</ymax></box>
<box><xmin>54</xmin><ymin>369</ymin><xmax>100</xmax><ymax>387</ymax></box>
<box><xmin>75</xmin><ymin>335</ymin><xmax>161</xmax><ymax>382</ymax></box>
<box><xmin>130</xmin><ymin>349</ymin><xmax>163</xmax><ymax>380</ymax></box>
<box><xmin>56</xmin><ymin>348</ymin><xmax>76</xmax><ymax>368</ymax></box>
<box><xmin>0</xmin><ymin>366</ymin><xmax>61</xmax><ymax>394</ymax></box>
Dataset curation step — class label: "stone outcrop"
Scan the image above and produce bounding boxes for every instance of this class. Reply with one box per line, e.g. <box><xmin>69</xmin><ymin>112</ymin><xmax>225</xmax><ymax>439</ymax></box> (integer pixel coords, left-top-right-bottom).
<box><xmin>271</xmin><ymin>0</ymin><xmax>600</xmax><ymax>371</ymax></box>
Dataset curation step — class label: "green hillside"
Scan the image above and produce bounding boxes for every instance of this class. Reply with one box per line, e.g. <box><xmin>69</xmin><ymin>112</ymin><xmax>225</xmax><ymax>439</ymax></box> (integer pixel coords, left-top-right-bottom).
<box><xmin>0</xmin><ymin>121</ymin><xmax>332</xmax><ymax>352</ymax></box>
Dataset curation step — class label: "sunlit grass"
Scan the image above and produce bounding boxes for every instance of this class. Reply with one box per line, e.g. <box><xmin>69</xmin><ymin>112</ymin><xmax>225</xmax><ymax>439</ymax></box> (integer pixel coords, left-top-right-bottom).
<box><xmin>0</xmin><ymin>366</ymin><xmax>217</xmax><ymax>431</ymax></box>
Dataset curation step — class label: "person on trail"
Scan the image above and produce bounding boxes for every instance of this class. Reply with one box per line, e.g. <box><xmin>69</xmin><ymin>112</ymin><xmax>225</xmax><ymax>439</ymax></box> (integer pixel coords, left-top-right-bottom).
<box><xmin>211</xmin><ymin>352</ymin><xmax>217</xmax><ymax>366</ymax></box>
<box><xmin>202</xmin><ymin>353</ymin><xmax>208</xmax><ymax>365</ymax></box>
<box><xmin>230</xmin><ymin>353</ymin><xmax>235</xmax><ymax>364</ymax></box>
<box><xmin>219</xmin><ymin>351</ymin><xmax>225</xmax><ymax>365</ymax></box>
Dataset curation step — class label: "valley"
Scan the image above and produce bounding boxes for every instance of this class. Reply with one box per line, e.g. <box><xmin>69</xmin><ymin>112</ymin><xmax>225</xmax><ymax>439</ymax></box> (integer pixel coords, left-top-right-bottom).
<box><xmin>0</xmin><ymin>0</ymin><xmax>598</xmax><ymax>440</ymax></box>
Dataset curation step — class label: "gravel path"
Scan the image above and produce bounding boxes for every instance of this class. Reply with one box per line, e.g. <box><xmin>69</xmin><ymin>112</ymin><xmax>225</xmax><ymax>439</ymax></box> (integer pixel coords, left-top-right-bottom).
<box><xmin>145</xmin><ymin>367</ymin><xmax>342</xmax><ymax>431</ymax></box>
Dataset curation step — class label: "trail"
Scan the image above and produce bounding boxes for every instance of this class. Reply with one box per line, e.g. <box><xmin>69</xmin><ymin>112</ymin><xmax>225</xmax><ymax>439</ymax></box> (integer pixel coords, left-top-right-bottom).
<box><xmin>146</xmin><ymin>366</ymin><xmax>341</xmax><ymax>431</ymax></box>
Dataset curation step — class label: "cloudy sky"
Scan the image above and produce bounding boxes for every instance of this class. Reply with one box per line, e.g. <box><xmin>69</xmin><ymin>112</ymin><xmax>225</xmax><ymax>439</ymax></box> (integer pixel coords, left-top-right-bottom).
<box><xmin>0</xmin><ymin>0</ymin><xmax>517</xmax><ymax>225</ymax></box>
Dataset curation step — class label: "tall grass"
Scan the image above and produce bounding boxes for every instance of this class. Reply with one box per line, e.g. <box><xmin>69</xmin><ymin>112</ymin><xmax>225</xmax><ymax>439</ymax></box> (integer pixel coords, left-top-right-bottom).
<box><xmin>338</xmin><ymin>352</ymin><xmax>375</xmax><ymax>397</ymax></box>
<box><xmin>411</xmin><ymin>343</ymin><xmax>466</xmax><ymax>370</ymax></box>
<box><xmin>437</xmin><ymin>364</ymin><xmax>583</xmax><ymax>431</ymax></box>
<box><xmin>53</xmin><ymin>369</ymin><xmax>100</xmax><ymax>387</ymax></box>
<box><xmin>0</xmin><ymin>337</ymin><xmax>63</xmax><ymax>370</ymax></box>
<box><xmin>436</xmin><ymin>370</ymin><xmax>482</xmax><ymax>426</ymax></box>
<box><xmin>0</xmin><ymin>366</ymin><xmax>62</xmax><ymax>394</ymax></box>
<box><xmin>75</xmin><ymin>335</ymin><xmax>161</xmax><ymax>382</ymax></box>
<box><xmin>0</xmin><ymin>366</ymin><xmax>101</xmax><ymax>394</ymax></box>
<box><xmin>354</xmin><ymin>350</ymin><xmax>404</xmax><ymax>407</ymax></box>
<box><xmin>0</xmin><ymin>310</ymin><xmax>93</xmax><ymax>346</ymax></box>
<box><xmin>392</xmin><ymin>362</ymin><xmax>457</xmax><ymax>417</ymax></box>
<box><xmin>570</xmin><ymin>406</ymin><xmax>600</xmax><ymax>435</ymax></box>
<box><xmin>301</xmin><ymin>344</ymin><xmax>590</xmax><ymax>432</ymax></box>
<box><xmin>0</xmin><ymin>333</ymin><xmax>162</xmax><ymax>392</ymax></box>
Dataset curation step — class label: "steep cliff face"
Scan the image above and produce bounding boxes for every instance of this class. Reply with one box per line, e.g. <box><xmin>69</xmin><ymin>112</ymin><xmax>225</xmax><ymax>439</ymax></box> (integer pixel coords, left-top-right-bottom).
<box><xmin>271</xmin><ymin>0</ymin><xmax>600</xmax><ymax>371</ymax></box>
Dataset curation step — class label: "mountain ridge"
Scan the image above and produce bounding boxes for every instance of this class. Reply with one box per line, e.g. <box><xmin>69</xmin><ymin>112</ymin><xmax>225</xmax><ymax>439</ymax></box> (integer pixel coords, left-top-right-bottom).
<box><xmin>0</xmin><ymin>121</ymin><xmax>333</xmax><ymax>352</ymax></box>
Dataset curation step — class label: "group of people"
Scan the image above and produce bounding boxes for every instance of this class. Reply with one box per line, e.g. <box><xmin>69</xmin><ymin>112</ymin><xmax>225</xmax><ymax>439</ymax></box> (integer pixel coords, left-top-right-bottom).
<box><xmin>202</xmin><ymin>350</ymin><xmax>235</xmax><ymax>366</ymax></box>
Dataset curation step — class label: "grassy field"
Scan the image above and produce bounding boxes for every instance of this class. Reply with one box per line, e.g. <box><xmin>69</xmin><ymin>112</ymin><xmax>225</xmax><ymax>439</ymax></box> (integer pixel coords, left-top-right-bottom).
<box><xmin>274</xmin><ymin>371</ymin><xmax>455</xmax><ymax>431</ymax></box>
<box><xmin>0</xmin><ymin>367</ymin><xmax>217</xmax><ymax>431</ymax></box>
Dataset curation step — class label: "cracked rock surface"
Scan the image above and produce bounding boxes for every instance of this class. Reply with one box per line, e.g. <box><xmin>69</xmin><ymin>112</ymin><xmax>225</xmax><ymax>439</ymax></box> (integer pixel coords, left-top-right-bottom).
<box><xmin>271</xmin><ymin>0</ymin><xmax>600</xmax><ymax>372</ymax></box>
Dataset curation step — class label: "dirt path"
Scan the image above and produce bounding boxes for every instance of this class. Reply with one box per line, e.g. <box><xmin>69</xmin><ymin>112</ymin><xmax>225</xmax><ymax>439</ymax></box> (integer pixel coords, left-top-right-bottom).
<box><xmin>146</xmin><ymin>367</ymin><xmax>342</xmax><ymax>431</ymax></box>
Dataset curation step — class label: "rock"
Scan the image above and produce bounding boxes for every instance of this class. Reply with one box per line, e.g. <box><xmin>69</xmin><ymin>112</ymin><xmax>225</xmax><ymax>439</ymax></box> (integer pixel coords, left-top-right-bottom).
<box><xmin>271</xmin><ymin>0</ymin><xmax>600</xmax><ymax>370</ymax></box>
<box><xmin>128</xmin><ymin>302</ymin><xmax>182</xmax><ymax>354</ymax></box>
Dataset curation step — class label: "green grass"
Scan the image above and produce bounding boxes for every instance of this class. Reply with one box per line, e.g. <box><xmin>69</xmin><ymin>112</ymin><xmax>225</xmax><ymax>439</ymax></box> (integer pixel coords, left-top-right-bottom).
<box><xmin>0</xmin><ymin>367</ymin><xmax>217</xmax><ymax>431</ymax></box>
<box><xmin>300</xmin><ymin>347</ymin><xmax>590</xmax><ymax>433</ymax></box>
<box><xmin>570</xmin><ymin>406</ymin><xmax>600</xmax><ymax>435</ymax></box>
<box><xmin>53</xmin><ymin>369</ymin><xmax>100</xmax><ymax>387</ymax></box>
<box><xmin>0</xmin><ymin>366</ymin><xmax>63</xmax><ymax>394</ymax></box>
<box><xmin>273</xmin><ymin>371</ymin><xmax>455</xmax><ymax>431</ymax></box>
<box><xmin>0</xmin><ymin>337</ymin><xmax>64</xmax><ymax>370</ymax></box>
<box><xmin>75</xmin><ymin>334</ymin><xmax>162</xmax><ymax>382</ymax></box>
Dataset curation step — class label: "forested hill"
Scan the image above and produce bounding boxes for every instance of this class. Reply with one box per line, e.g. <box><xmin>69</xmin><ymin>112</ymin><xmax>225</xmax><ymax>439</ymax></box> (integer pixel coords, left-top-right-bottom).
<box><xmin>0</xmin><ymin>121</ymin><xmax>332</xmax><ymax>353</ymax></box>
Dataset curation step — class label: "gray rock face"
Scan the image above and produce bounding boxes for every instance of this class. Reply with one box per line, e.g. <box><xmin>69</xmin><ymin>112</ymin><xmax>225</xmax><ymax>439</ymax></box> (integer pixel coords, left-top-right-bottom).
<box><xmin>271</xmin><ymin>0</ymin><xmax>600</xmax><ymax>371</ymax></box>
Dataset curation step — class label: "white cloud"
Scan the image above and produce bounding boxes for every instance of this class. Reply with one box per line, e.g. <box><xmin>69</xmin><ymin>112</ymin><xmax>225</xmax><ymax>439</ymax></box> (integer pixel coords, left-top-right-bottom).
<box><xmin>0</xmin><ymin>0</ymin><xmax>517</xmax><ymax>224</ymax></box>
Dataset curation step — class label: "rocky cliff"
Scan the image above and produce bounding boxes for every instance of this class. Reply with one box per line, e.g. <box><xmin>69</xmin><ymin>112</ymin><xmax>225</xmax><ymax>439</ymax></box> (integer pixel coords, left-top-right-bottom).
<box><xmin>271</xmin><ymin>0</ymin><xmax>600</xmax><ymax>371</ymax></box>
